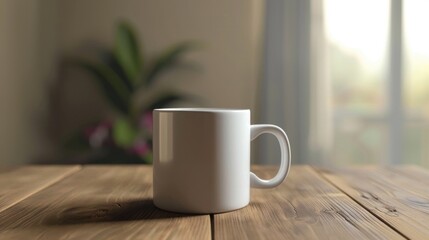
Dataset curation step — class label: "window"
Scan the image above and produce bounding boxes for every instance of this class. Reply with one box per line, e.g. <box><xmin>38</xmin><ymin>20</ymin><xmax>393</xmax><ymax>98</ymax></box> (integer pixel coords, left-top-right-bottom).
<box><xmin>325</xmin><ymin>0</ymin><xmax>429</xmax><ymax>167</ymax></box>
<box><xmin>403</xmin><ymin>0</ymin><xmax>429</xmax><ymax>166</ymax></box>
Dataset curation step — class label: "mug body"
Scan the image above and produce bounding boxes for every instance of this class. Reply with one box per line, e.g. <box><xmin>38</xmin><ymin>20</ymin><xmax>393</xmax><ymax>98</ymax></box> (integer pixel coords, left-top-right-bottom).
<box><xmin>153</xmin><ymin>108</ymin><xmax>250</xmax><ymax>213</ymax></box>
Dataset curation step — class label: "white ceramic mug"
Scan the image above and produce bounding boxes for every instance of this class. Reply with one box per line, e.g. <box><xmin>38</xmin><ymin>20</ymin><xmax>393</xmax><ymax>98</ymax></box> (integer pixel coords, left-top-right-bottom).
<box><xmin>153</xmin><ymin>108</ymin><xmax>291</xmax><ymax>213</ymax></box>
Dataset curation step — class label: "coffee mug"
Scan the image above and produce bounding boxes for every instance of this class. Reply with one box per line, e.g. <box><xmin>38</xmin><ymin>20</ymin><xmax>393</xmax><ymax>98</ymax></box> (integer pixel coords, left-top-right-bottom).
<box><xmin>153</xmin><ymin>108</ymin><xmax>291</xmax><ymax>213</ymax></box>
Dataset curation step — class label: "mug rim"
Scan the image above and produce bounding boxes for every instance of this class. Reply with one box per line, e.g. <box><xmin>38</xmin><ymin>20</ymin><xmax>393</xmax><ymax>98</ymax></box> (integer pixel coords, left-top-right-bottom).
<box><xmin>154</xmin><ymin>108</ymin><xmax>250</xmax><ymax>113</ymax></box>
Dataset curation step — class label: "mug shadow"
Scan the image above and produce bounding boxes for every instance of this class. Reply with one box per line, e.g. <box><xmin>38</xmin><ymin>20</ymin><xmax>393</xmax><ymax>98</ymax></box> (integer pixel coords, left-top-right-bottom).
<box><xmin>46</xmin><ymin>198</ymin><xmax>198</xmax><ymax>226</ymax></box>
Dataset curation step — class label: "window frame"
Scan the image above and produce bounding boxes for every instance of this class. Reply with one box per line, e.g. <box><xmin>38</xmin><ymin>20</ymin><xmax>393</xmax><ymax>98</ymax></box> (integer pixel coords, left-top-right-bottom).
<box><xmin>388</xmin><ymin>0</ymin><xmax>403</xmax><ymax>164</ymax></box>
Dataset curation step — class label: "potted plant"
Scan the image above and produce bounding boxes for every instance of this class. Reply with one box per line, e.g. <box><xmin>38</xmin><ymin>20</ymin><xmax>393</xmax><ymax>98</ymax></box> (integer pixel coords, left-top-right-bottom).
<box><xmin>65</xmin><ymin>21</ymin><xmax>198</xmax><ymax>164</ymax></box>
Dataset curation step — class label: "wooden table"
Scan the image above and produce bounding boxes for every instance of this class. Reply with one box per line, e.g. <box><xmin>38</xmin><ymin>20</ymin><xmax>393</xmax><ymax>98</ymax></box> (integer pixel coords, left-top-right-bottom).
<box><xmin>0</xmin><ymin>165</ymin><xmax>428</xmax><ymax>239</ymax></box>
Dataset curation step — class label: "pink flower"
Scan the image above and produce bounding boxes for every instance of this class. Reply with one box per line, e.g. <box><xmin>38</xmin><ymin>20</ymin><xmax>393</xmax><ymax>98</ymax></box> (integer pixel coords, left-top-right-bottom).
<box><xmin>130</xmin><ymin>140</ymin><xmax>150</xmax><ymax>156</ymax></box>
<box><xmin>84</xmin><ymin>121</ymin><xmax>113</xmax><ymax>148</ymax></box>
<box><xmin>140</xmin><ymin>111</ymin><xmax>153</xmax><ymax>133</ymax></box>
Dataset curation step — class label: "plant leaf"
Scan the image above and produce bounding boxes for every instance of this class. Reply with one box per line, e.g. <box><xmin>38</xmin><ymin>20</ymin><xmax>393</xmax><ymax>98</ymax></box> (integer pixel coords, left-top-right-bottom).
<box><xmin>73</xmin><ymin>59</ymin><xmax>131</xmax><ymax>114</ymax></box>
<box><xmin>144</xmin><ymin>92</ymin><xmax>188</xmax><ymax>111</ymax></box>
<box><xmin>63</xmin><ymin>131</ymin><xmax>91</xmax><ymax>152</ymax></box>
<box><xmin>100</xmin><ymin>50</ymin><xmax>134</xmax><ymax>92</ymax></box>
<box><xmin>114</xmin><ymin>21</ymin><xmax>142</xmax><ymax>85</ymax></box>
<box><xmin>144</xmin><ymin>42</ymin><xmax>197</xmax><ymax>86</ymax></box>
<box><xmin>112</xmin><ymin>117</ymin><xmax>138</xmax><ymax>147</ymax></box>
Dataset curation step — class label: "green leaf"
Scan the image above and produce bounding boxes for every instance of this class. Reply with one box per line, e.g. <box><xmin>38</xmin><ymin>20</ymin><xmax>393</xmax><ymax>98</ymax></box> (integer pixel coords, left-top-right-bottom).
<box><xmin>73</xmin><ymin>59</ymin><xmax>131</xmax><ymax>114</ymax></box>
<box><xmin>144</xmin><ymin>42</ymin><xmax>197</xmax><ymax>86</ymax></box>
<box><xmin>114</xmin><ymin>21</ymin><xmax>143</xmax><ymax>85</ymax></box>
<box><xmin>63</xmin><ymin>131</ymin><xmax>91</xmax><ymax>151</ymax></box>
<box><xmin>100</xmin><ymin>50</ymin><xmax>134</xmax><ymax>92</ymax></box>
<box><xmin>113</xmin><ymin>117</ymin><xmax>138</xmax><ymax>147</ymax></box>
<box><xmin>142</xmin><ymin>152</ymin><xmax>153</xmax><ymax>164</ymax></box>
<box><xmin>144</xmin><ymin>92</ymin><xmax>188</xmax><ymax>111</ymax></box>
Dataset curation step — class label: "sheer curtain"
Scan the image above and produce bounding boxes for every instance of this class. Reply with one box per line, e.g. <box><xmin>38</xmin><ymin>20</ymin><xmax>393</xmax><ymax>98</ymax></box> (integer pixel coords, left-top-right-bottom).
<box><xmin>261</xmin><ymin>0</ymin><xmax>429</xmax><ymax>168</ymax></box>
<box><xmin>259</xmin><ymin>0</ymin><xmax>331</xmax><ymax>166</ymax></box>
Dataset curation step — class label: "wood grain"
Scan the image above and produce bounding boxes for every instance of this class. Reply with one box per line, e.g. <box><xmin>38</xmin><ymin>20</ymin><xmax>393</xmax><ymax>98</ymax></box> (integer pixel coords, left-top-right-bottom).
<box><xmin>388</xmin><ymin>165</ymin><xmax>429</xmax><ymax>183</ymax></box>
<box><xmin>0</xmin><ymin>165</ymin><xmax>81</xmax><ymax>213</ymax></box>
<box><xmin>214</xmin><ymin>166</ymin><xmax>404</xmax><ymax>240</ymax></box>
<box><xmin>320</xmin><ymin>166</ymin><xmax>429</xmax><ymax>239</ymax></box>
<box><xmin>0</xmin><ymin>165</ymin><xmax>210</xmax><ymax>240</ymax></box>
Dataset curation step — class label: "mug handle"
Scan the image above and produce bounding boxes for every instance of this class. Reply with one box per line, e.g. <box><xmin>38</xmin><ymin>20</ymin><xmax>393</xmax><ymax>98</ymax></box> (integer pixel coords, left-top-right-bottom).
<box><xmin>250</xmin><ymin>124</ymin><xmax>292</xmax><ymax>188</ymax></box>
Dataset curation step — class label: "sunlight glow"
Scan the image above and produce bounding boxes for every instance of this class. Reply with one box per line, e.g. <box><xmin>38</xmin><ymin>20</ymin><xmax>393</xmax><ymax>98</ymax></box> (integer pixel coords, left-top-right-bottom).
<box><xmin>405</xmin><ymin>0</ymin><xmax>429</xmax><ymax>57</ymax></box>
<box><xmin>404</xmin><ymin>0</ymin><xmax>429</xmax><ymax>111</ymax></box>
<box><xmin>324</xmin><ymin>0</ymin><xmax>390</xmax><ymax>67</ymax></box>
<box><xmin>325</xmin><ymin>0</ymin><xmax>429</xmax><ymax>166</ymax></box>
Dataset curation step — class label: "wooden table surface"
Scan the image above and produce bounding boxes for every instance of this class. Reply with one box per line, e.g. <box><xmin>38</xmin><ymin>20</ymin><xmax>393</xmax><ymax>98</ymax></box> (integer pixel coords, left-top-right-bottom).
<box><xmin>0</xmin><ymin>165</ymin><xmax>428</xmax><ymax>240</ymax></box>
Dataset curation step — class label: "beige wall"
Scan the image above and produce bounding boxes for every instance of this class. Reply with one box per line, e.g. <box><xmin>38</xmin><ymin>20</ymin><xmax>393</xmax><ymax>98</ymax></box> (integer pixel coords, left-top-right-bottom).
<box><xmin>0</xmin><ymin>0</ymin><xmax>263</xmax><ymax>165</ymax></box>
<box><xmin>58</xmin><ymin>0</ymin><xmax>263</xmax><ymax>109</ymax></box>
<box><xmin>0</xmin><ymin>0</ymin><xmax>57</xmax><ymax>165</ymax></box>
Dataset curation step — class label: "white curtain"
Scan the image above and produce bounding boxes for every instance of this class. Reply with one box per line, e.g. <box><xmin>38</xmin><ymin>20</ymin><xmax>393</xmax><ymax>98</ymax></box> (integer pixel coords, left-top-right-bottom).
<box><xmin>259</xmin><ymin>0</ymin><xmax>332</xmax><ymax>166</ymax></box>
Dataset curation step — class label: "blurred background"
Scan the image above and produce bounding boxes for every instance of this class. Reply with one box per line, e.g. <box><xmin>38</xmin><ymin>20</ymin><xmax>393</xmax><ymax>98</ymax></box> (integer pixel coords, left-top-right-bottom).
<box><xmin>0</xmin><ymin>0</ymin><xmax>428</xmax><ymax>168</ymax></box>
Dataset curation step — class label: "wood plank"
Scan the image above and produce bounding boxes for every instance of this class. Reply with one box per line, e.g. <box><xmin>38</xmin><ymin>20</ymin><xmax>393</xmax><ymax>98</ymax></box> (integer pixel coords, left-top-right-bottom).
<box><xmin>388</xmin><ymin>165</ymin><xmax>429</xmax><ymax>183</ymax></box>
<box><xmin>320</xmin><ymin>166</ymin><xmax>429</xmax><ymax>239</ymax></box>
<box><xmin>0</xmin><ymin>165</ymin><xmax>210</xmax><ymax>240</ymax></box>
<box><xmin>0</xmin><ymin>165</ymin><xmax>81</xmax><ymax>213</ymax></box>
<box><xmin>214</xmin><ymin>166</ymin><xmax>403</xmax><ymax>240</ymax></box>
